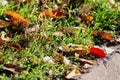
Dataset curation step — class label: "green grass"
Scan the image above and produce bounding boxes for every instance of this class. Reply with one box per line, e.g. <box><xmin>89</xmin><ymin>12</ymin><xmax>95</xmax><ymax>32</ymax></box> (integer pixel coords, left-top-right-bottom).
<box><xmin>0</xmin><ymin>0</ymin><xmax>120</xmax><ymax>79</ymax></box>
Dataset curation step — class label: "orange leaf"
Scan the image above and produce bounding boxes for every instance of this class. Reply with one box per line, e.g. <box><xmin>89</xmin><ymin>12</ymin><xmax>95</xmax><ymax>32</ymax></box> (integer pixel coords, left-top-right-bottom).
<box><xmin>6</xmin><ymin>11</ymin><xmax>30</xmax><ymax>25</ymax></box>
<box><xmin>44</xmin><ymin>10</ymin><xmax>53</xmax><ymax>17</ymax></box>
<box><xmin>44</xmin><ymin>9</ymin><xmax>65</xmax><ymax>18</ymax></box>
<box><xmin>81</xmin><ymin>15</ymin><xmax>94</xmax><ymax>22</ymax></box>
<box><xmin>97</xmin><ymin>31</ymin><xmax>114</xmax><ymax>41</ymax></box>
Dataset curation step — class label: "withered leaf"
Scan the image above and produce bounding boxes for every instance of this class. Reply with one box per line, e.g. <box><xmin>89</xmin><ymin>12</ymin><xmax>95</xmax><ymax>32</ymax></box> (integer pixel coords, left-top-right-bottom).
<box><xmin>0</xmin><ymin>19</ymin><xmax>9</xmax><ymax>28</ymax></box>
<box><xmin>54</xmin><ymin>54</ymin><xmax>70</xmax><ymax>65</ymax></box>
<box><xmin>61</xmin><ymin>27</ymin><xmax>79</xmax><ymax>34</ymax></box>
<box><xmin>6</xmin><ymin>11</ymin><xmax>30</xmax><ymax>25</ymax></box>
<box><xmin>58</xmin><ymin>44</ymin><xmax>88</xmax><ymax>55</ymax></box>
<box><xmin>92</xmin><ymin>31</ymin><xmax>114</xmax><ymax>41</ymax></box>
<box><xmin>79</xmin><ymin>58</ymin><xmax>95</xmax><ymax>65</ymax></box>
<box><xmin>83</xmin><ymin>63</ymin><xmax>93</xmax><ymax>69</ymax></box>
<box><xmin>7</xmin><ymin>42</ymin><xmax>22</xmax><ymax>51</ymax></box>
<box><xmin>0</xmin><ymin>32</ymin><xmax>11</xmax><ymax>44</ymax></box>
<box><xmin>66</xmin><ymin>69</ymin><xmax>81</xmax><ymax>79</ymax></box>
<box><xmin>53</xmin><ymin>31</ymin><xmax>64</xmax><ymax>37</ymax></box>
<box><xmin>2</xmin><ymin>64</ymin><xmax>23</xmax><ymax>74</ymax></box>
<box><xmin>81</xmin><ymin>15</ymin><xmax>94</xmax><ymax>22</ymax></box>
<box><xmin>43</xmin><ymin>56</ymin><xmax>56</xmax><ymax>64</ymax></box>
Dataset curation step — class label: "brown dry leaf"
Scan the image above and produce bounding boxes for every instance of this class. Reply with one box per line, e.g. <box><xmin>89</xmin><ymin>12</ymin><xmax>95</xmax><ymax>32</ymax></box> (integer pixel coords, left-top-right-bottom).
<box><xmin>92</xmin><ymin>31</ymin><xmax>114</xmax><ymax>41</ymax></box>
<box><xmin>0</xmin><ymin>19</ymin><xmax>9</xmax><ymax>28</ymax></box>
<box><xmin>97</xmin><ymin>31</ymin><xmax>114</xmax><ymax>41</ymax></box>
<box><xmin>7</xmin><ymin>42</ymin><xmax>22</xmax><ymax>51</ymax></box>
<box><xmin>2</xmin><ymin>64</ymin><xmax>23</xmax><ymax>74</ymax></box>
<box><xmin>81</xmin><ymin>15</ymin><xmax>94</xmax><ymax>22</ymax></box>
<box><xmin>79</xmin><ymin>58</ymin><xmax>95</xmax><ymax>65</ymax></box>
<box><xmin>58</xmin><ymin>44</ymin><xmax>89</xmax><ymax>55</ymax></box>
<box><xmin>61</xmin><ymin>27</ymin><xmax>79</xmax><ymax>34</ymax></box>
<box><xmin>54</xmin><ymin>54</ymin><xmax>71</xmax><ymax>65</ymax></box>
<box><xmin>66</xmin><ymin>69</ymin><xmax>81</xmax><ymax>79</ymax></box>
<box><xmin>53</xmin><ymin>31</ymin><xmax>64</xmax><ymax>37</ymax></box>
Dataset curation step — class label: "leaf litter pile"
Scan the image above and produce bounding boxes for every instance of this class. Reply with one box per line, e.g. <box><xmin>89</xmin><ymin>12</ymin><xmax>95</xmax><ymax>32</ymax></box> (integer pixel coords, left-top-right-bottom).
<box><xmin>0</xmin><ymin>0</ymin><xmax>120</xmax><ymax>79</ymax></box>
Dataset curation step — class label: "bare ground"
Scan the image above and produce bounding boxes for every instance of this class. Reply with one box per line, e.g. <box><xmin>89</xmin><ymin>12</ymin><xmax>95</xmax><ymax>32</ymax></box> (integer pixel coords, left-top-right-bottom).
<box><xmin>78</xmin><ymin>44</ymin><xmax>120</xmax><ymax>80</ymax></box>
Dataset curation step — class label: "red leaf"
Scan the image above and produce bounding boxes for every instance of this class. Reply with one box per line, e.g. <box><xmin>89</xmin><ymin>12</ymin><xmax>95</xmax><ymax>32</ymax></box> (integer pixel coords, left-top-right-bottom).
<box><xmin>90</xmin><ymin>47</ymin><xmax>106</xmax><ymax>58</ymax></box>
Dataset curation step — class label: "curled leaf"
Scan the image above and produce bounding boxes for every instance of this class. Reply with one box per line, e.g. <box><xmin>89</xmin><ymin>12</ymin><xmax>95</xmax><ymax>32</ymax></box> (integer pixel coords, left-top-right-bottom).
<box><xmin>66</xmin><ymin>69</ymin><xmax>81</xmax><ymax>79</ymax></box>
<box><xmin>0</xmin><ymin>19</ymin><xmax>9</xmax><ymax>28</ymax></box>
<box><xmin>58</xmin><ymin>44</ymin><xmax>89</xmax><ymax>55</ymax></box>
<box><xmin>90</xmin><ymin>47</ymin><xmax>106</xmax><ymax>58</ymax></box>
<box><xmin>92</xmin><ymin>31</ymin><xmax>114</xmax><ymax>41</ymax></box>
<box><xmin>81</xmin><ymin>15</ymin><xmax>94</xmax><ymax>22</ymax></box>
<box><xmin>54</xmin><ymin>54</ymin><xmax>71</xmax><ymax>65</ymax></box>
<box><xmin>97</xmin><ymin>31</ymin><xmax>114</xmax><ymax>41</ymax></box>
<box><xmin>2</xmin><ymin>64</ymin><xmax>23</xmax><ymax>74</ymax></box>
<box><xmin>0</xmin><ymin>32</ymin><xmax>11</xmax><ymax>44</ymax></box>
<box><xmin>79</xmin><ymin>58</ymin><xmax>94</xmax><ymax>65</ymax></box>
<box><xmin>83</xmin><ymin>63</ymin><xmax>93</xmax><ymax>69</ymax></box>
<box><xmin>6</xmin><ymin>11</ymin><xmax>30</xmax><ymax>25</ymax></box>
<box><xmin>7</xmin><ymin>42</ymin><xmax>22</xmax><ymax>51</ymax></box>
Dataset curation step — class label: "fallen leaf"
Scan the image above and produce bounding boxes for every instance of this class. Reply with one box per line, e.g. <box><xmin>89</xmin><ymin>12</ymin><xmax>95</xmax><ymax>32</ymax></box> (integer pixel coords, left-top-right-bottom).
<box><xmin>2</xmin><ymin>64</ymin><xmax>23</xmax><ymax>74</ymax></box>
<box><xmin>7</xmin><ymin>42</ymin><xmax>22</xmax><ymax>51</ymax></box>
<box><xmin>58</xmin><ymin>44</ymin><xmax>89</xmax><ymax>55</ymax></box>
<box><xmin>44</xmin><ymin>10</ymin><xmax>53</xmax><ymax>17</ymax></box>
<box><xmin>43</xmin><ymin>56</ymin><xmax>56</xmax><ymax>64</ymax></box>
<box><xmin>81</xmin><ymin>15</ymin><xmax>94</xmax><ymax>22</ymax></box>
<box><xmin>83</xmin><ymin>63</ymin><xmax>93</xmax><ymax>68</ymax></box>
<box><xmin>67</xmin><ymin>44</ymin><xmax>88</xmax><ymax>54</ymax></box>
<box><xmin>79</xmin><ymin>58</ymin><xmax>94</xmax><ymax>65</ymax></box>
<box><xmin>92</xmin><ymin>31</ymin><xmax>114</xmax><ymax>41</ymax></box>
<box><xmin>66</xmin><ymin>69</ymin><xmax>81</xmax><ymax>79</ymax></box>
<box><xmin>44</xmin><ymin>9</ymin><xmax>66</xmax><ymax>18</ymax></box>
<box><xmin>90</xmin><ymin>47</ymin><xmax>106</xmax><ymax>58</ymax></box>
<box><xmin>0</xmin><ymin>19</ymin><xmax>9</xmax><ymax>28</ymax></box>
<box><xmin>58</xmin><ymin>45</ymin><xmax>71</xmax><ymax>52</ymax></box>
<box><xmin>0</xmin><ymin>32</ymin><xmax>11</xmax><ymax>44</ymax></box>
<box><xmin>53</xmin><ymin>31</ymin><xmax>64</xmax><ymax>37</ymax></box>
<box><xmin>61</xmin><ymin>27</ymin><xmax>79</xmax><ymax>34</ymax></box>
<box><xmin>97</xmin><ymin>31</ymin><xmax>114</xmax><ymax>41</ymax></box>
<box><xmin>6</xmin><ymin>11</ymin><xmax>30</xmax><ymax>25</ymax></box>
<box><xmin>54</xmin><ymin>54</ymin><xmax>71</xmax><ymax>65</ymax></box>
